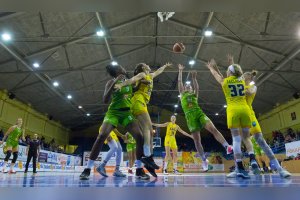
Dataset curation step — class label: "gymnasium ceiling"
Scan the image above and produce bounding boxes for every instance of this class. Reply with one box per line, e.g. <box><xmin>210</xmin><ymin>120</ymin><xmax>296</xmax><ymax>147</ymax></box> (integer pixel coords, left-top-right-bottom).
<box><xmin>0</xmin><ymin>12</ymin><xmax>300</xmax><ymax>130</ymax></box>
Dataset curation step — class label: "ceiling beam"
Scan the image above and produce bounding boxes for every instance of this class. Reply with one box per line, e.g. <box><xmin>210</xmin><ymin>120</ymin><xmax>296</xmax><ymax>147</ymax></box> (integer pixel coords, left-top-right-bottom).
<box><xmin>167</xmin><ymin>18</ymin><xmax>300</xmax><ymax>61</ymax></box>
<box><xmin>0</xmin><ymin>40</ymin><xmax>82</xmax><ymax>114</ymax></box>
<box><xmin>95</xmin><ymin>12</ymin><xmax>114</xmax><ymax>60</ymax></box>
<box><xmin>0</xmin><ymin>12</ymin><xmax>24</xmax><ymax>21</ymax></box>
<box><xmin>257</xmin><ymin>44</ymin><xmax>300</xmax><ymax>86</ymax></box>
<box><xmin>0</xmin><ymin>13</ymin><xmax>152</xmax><ymax>66</ymax></box>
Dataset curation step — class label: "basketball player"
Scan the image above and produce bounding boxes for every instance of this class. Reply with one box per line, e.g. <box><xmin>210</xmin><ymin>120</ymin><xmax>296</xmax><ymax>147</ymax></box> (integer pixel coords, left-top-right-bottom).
<box><xmin>153</xmin><ymin>115</ymin><xmax>193</xmax><ymax>175</ymax></box>
<box><xmin>79</xmin><ymin>64</ymin><xmax>156</xmax><ymax>180</ymax></box>
<box><xmin>206</xmin><ymin>58</ymin><xmax>259</xmax><ymax>179</ymax></box>
<box><xmin>177</xmin><ymin>65</ymin><xmax>233</xmax><ymax>172</ymax></box>
<box><xmin>0</xmin><ymin>118</ymin><xmax>26</xmax><ymax>174</ymax></box>
<box><xmin>124</xmin><ymin>132</ymin><xmax>136</xmax><ymax>174</ymax></box>
<box><xmin>96</xmin><ymin>128</ymin><xmax>126</xmax><ymax>177</ymax></box>
<box><xmin>115</xmin><ymin>62</ymin><xmax>171</xmax><ymax>177</ymax></box>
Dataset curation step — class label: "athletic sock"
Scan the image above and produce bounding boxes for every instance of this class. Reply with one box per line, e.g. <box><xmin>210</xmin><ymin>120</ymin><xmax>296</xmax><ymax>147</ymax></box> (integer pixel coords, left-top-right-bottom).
<box><xmin>87</xmin><ymin>159</ymin><xmax>95</xmax><ymax>169</ymax></box>
<box><xmin>10</xmin><ymin>163</ymin><xmax>15</xmax><ymax>170</ymax></box>
<box><xmin>136</xmin><ymin>160</ymin><xmax>143</xmax><ymax>168</ymax></box>
<box><xmin>222</xmin><ymin>142</ymin><xmax>229</xmax><ymax>149</ymax></box>
<box><xmin>143</xmin><ymin>145</ymin><xmax>151</xmax><ymax>157</ymax></box>
<box><xmin>270</xmin><ymin>158</ymin><xmax>282</xmax><ymax>171</ymax></box>
<box><xmin>164</xmin><ymin>161</ymin><xmax>168</xmax><ymax>170</ymax></box>
<box><xmin>173</xmin><ymin>163</ymin><xmax>177</xmax><ymax>170</ymax></box>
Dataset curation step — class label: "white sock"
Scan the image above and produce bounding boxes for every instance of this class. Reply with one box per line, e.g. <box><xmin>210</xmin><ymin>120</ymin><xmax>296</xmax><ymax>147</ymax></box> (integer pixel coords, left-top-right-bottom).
<box><xmin>87</xmin><ymin>159</ymin><xmax>95</xmax><ymax>169</ymax></box>
<box><xmin>248</xmin><ymin>151</ymin><xmax>254</xmax><ymax>155</ymax></box>
<box><xmin>164</xmin><ymin>161</ymin><xmax>168</xmax><ymax>170</ymax></box>
<box><xmin>222</xmin><ymin>142</ymin><xmax>229</xmax><ymax>149</ymax></box>
<box><xmin>232</xmin><ymin>135</ymin><xmax>242</xmax><ymax>155</ymax></box>
<box><xmin>10</xmin><ymin>163</ymin><xmax>15</xmax><ymax>170</ymax></box>
<box><xmin>143</xmin><ymin>145</ymin><xmax>151</xmax><ymax>157</ymax></box>
<box><xmin>270</xmin><ymin>158</ymin><xmax>282</xmax><ymax>171</ymax></box>
<box><xmin>173</xmin><ymin>163</ymin><xmax>177</xmax><ymax>170</ymax></box>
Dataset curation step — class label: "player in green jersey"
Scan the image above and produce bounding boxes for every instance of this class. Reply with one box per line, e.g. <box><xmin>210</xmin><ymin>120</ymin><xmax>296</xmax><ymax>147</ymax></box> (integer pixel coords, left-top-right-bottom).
<box><xmin>0</xmin><ymin>118</ymin><xmax>26</xmax><ymax>174</ymax></box>
<box><xmin>80</xmin><ymin>64</ymin><xmax>157</xmax><ymax>180</ymax></box>
<box><xmin>178</xmin><ymin>64</ymin><xmax>232</xmax><ymax>172</ymax></box>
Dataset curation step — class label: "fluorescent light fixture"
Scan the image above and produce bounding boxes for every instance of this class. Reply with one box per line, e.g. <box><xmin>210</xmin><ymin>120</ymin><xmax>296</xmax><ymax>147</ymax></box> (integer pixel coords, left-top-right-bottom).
<box><xmin>1</xmin><ymin>33</ymin><xmax>11</xmax><ymax>41</ymax></box>
<box><xmin>204</xmin><ymin>30</ymin><xmax>213</xmax><ymax>37</ymax></box>
<box><xmin>86</xmin><ymin>113</ymin><xmax>90</xmax><ymax>116</ymax></box>
<box><xmin>96</xmin><ymin>30</ymin><xmax>105</xmax><ymax>37</ymax></box>
<box><xmin>189</xmin><ymin>60</ymin><xmax>195</xmax><ymax>66</ymax></box>
<box><xmin>223</xmin><ymin>105</ymin><xmax>227</xmax><ymax>108</ymax></box>
<box><xmin>67</xmin><ymin>95</ymin><xmax>72</xmax><ymax>99</ymax></box>
<box><xmin>174</xmin><ymin>104</ymin><xmax>178</xmax><ymax>108</ymax></box>
<box><xmin>215</xmin><ymin>113</ymin><xmax>219</xmax><ymax>116</ymax></box>
<box><xmin>53</xmin><ymin>81</ymin><xmax>59</xmax><ymax>87</ymax></box>
<box><xmin>185</xmin><ymin>81</ymin><xmax>191</xmax><ymax>85</ymax></box>
<box><xmin>33</xmin><ymin>62</ymin><xmax>40</xmax><ymax>68</ymax></box>
<box><xmin>111</xmin><ymin>61</ymin><xmax>118</xmax><ymax>66</ymax></box>
<box><xmin>78</xmin><ymin>106</ymin><xmax>82</xmax><ymax>109</ymax></box>
<box><xmin>250</xmin><ymin>81</ymin><xmax>255</xmax><ymax>85</ymax></box>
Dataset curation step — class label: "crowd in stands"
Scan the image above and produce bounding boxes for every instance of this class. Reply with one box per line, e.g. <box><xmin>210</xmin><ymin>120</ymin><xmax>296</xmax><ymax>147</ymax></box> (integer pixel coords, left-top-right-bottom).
<box><xmin>269</xmin><ymin>128</ymin><xmax>300</xmax><ymax>153</ymax></box>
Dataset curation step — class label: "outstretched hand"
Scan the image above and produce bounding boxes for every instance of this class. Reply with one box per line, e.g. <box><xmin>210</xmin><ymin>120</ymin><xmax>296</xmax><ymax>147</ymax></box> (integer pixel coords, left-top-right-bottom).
<box><xmin>227</xmin><ymin>54</ymin><xmax>234</xmax><ymax>64</ymax></box>
<box><xmin>206</xmin><ymin>59</ymin><xmax>217</xmax><ymax>69</ymax></box>
<box><xmin>163</xmin><ymin>62</ymin><xmax>172</xmax><ymax>68</ymax></box>
<box><xmin>178</xmin><ymin>64</ymin><xmax>185</xmax><ymax>70</ymax></box>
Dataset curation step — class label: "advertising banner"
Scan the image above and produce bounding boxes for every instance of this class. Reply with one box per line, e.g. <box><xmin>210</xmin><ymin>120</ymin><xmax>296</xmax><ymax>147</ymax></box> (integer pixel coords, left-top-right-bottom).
<box><xmin>83</xmin><ymin>151</ymin><xmax>123</xmax><ymax>167</ymax></box>
<box><xmin>285</xmin><ymin>141</ymin><xmax>300</xmax><ymax>157</ymax></box>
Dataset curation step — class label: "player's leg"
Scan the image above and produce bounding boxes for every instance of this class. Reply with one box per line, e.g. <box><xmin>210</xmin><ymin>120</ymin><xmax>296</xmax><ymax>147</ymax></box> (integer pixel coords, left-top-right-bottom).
<box><xmin>113</xmin><ymin>141</ymin><xmax>126</xmax><ymax>177</ymax></box>
<box><xmin>97</xmin><ymin>138</ymin><xmax>118</xmax><ymax>177</ymax></box>
<box><xmin>164</xmin><ymin>146</ymin><xmax>171</xmax><ymax>174</ymax></box>
<box><xmin>204</xmin><ymin>121</ymin><xmax>232</xmax><ymax>154</ymax></box>
<box><xmin>192</xmin><ymin>131</ymin><xmax>208</xmax><ymax>171</ymax></box>
<box><xmin>9</xmin><ymin>146</ymin><xmax>19</xmax><ymax>174</ymax></box>
<box><xmin>172</xmin><ymin>147</ymin><xmax>180</xmax><ymax>174</ymax></box>
<box><xmin>24</xmin><ymin>152</ymin><xmax>33</xmax><ymax>173</ymax></box>
<box><xmin>3</xmin><ymin>146</ymin><xmax>12</xmax><ymax>173</ymax></box>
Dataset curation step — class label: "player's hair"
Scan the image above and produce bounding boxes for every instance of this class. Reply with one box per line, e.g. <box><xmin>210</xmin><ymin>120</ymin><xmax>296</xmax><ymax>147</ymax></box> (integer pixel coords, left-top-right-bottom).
<box><xmin>244</xmin><ymin>70</ymin><xmax>258</xmax><ymax>80</ymax></box>
<box><xmin>106</xmin><ymin>64</ymin><xmax>121</xmax><ymax>78</ymax></box>
<box><xmin>134</xmin><ymin>63</ymin><xmax>145</xmax><ymax>76</ymax></box>
<box><xmin>231</xmin><ymin>64</ymin><xmax>243</xmax><ymax>78</ymax></box>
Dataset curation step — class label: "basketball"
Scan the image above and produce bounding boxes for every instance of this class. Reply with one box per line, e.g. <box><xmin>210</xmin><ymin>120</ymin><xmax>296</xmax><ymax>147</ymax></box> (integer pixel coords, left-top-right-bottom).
<box><xmin>173</xmin><ymin>42</ymin><xmax>185</xmax><ymax>53</ymax></box>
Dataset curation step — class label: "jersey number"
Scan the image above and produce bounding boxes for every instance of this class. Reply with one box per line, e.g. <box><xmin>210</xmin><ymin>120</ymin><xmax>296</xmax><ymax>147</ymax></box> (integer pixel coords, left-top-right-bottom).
<box><xmin>228</xmin><ymin>84</ymin><xmax>245</xmax><ymax>97</ymax></box>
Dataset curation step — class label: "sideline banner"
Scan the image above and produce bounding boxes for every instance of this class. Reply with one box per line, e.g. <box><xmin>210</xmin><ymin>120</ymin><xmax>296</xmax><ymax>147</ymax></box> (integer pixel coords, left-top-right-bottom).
<box><xmin>0</xmin><ymin>144</ymin><xmax>81</xmax><ymax>166</ymax></box>
<box><xmin>285</xmin><ymin>141</ymin><xmax>300</xmax><ymax>157</ymax></box>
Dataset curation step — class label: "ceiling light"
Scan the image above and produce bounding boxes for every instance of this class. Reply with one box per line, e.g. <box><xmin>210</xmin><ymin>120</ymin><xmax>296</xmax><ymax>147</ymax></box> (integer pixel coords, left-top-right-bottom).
<box><xmin>78</xmin><ymin>106</ymin><xmax>82</xmax><ymax>109</ymax></box>
<box><xmin>53</xmin><ymin>81</ymin><xmax>59</xmax><ymax>87</ymax></box>
<box><xmin>174</xmin><ymin>104</ymin><xmax>178</xmax><ymax>108</ymax></box>
<box><xmin>178</xmin><ymin>95</ymin><xmax>181</xmax><ymax>98</ymax></box>
<box><xmin>1</xmin><ymin>33</ymin><xmax>11</xmax><ymax>41</ymax></box>
<box><xmin>111</xmin><ymin>61</ymin><xmax>118</xmax><ymax>66</ymax></box>
<box><xmin>223</xmin><ymin>105</ymin><xmax>227</xmax><ymax>108</ymax></box>
<box><xmin>96</xmin><ymin>30</ymin><xmax>105</xmax><ymax>37</ymax></box>
<box><xmin>33</xmin><ymin>62</ymin><xmax>40</xmax><ymax>68</ymax></box>
<box><xmin>250</xmin><ymin>81</ymin><xmax>255</xmax><ymax>85</ymax></box>
<box><xmin>215</xmin><ymin>113</ymin><xmax>219</xmax><ymax>116</ymax></box>
<box><xmin>67</xmin><ymin>95</ymin><xmax>72</xmax><ymax>99</ymax></box>
<box><xmin>174</xmin><ymin>113</ymin><xmax>178</xmax><ymax>116</ymax></box>
<box><xmin>189</xmin><ymin>60</ymin><xmax>195</xmax><ymax>66</ymax></box>
<box><xmin>204</xmin><ymin>30</ymin><xmax>213</xmax><ymax>37</ymax></box>
<box><xmin>185</xmin><ymin>81</ymin><xmax>191</xmax><ymax>85</ymax></box>
<box><xmin>86</xmin><ymin>113</ymin><xmax>90</xmax><ymax>116</ymax></box>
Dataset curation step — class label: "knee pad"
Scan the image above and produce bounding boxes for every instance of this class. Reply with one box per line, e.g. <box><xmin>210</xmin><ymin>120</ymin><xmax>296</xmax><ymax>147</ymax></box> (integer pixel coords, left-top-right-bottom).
<box><xmin>4</xmin><ymin>151</ymin><xmax>12</xmax><ymax>161</ymax></box>
<box><xmin>232</xmin><ymin>135</ymin><xmax>242</xmax><ymax>154</ymax></box>
<box><xmin>12</xmin><ymin>152</ymin><xmax>18</xmax><ymax>163</ymax></box>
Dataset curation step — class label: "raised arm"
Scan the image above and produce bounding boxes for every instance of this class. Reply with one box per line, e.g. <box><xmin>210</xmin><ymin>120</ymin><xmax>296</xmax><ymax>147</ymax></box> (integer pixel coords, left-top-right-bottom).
<box><xmin>191</xmin><ymin>71</ymin><xmax>199</xmax><ymax>98</ymax></box>
<box><xmin>151</xmin><ymin>62</ymin><xmax>172</xmax><ymax>78</ymax></box>
<box><xmin>114</xmin><ymin>72</ymin><xmax>146</xmax><ymax>90</ymax></box>
<box><xmin>0</xmin><ymin>125</ymin><xmax>17</xmax><ymax>144</ymax></box>
<box><xmin>177</xmin><ymin>126</ymin><xmax>193</xmax><ymax>139</ymax></box>
<box><xmin>152</xmin><ymin>122</ymin><xmax>169</xmax><ymax>128</ymax></box>
<box><xmin>206</xmin><ymin>59</ymin><xmax>224</xmax><ymax>85</ymax></box>
<box><xmin>103</xmin><ymin>74</ymin><xmax>124</xmax><ymax>103</ymax></box>
<box><xmin>227</xmin><ymin>54</ymin><xmax>234</xmax><ymax>65</ymax></box>
<box><xmin>21</xmin><ymin>129</ymin><xmax>26</xmax><ymax>142</ymax></box>
<box><xmin>178</xmin><ymin>64</ymin><xmax>185</xmax><ymax>94</ymax></box>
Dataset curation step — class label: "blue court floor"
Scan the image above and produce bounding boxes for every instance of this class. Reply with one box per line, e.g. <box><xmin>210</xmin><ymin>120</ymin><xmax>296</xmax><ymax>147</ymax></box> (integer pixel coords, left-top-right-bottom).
<box><xmin>0</xmin><ymin>172</ymin><xmax>300</xmax><ymax>200</ymax></box>
<box><xmin>0</xmin><ymin>172</ymin><xmax>299</xmax><ymax>187</ymax></box>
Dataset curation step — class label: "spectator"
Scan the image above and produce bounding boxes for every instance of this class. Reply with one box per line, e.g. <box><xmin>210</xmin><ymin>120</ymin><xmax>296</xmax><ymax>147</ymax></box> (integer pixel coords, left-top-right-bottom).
<box><xmin>285</xmin><ymin>134</ymin><xmax>293</xmax><ymax>143</ymax></box>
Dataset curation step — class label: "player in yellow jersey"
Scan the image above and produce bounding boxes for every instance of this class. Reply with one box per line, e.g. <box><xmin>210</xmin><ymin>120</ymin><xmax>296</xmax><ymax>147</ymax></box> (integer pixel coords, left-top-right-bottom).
<box><xmin>115</xmin><ymin>62</ymin><xmax>172</xmax><ymax>177</ymax></box>
<box><xmin>97</xmin><ymin>127</ymin><xmax>127</xmax><ymax>177</ymax></box>
<box><xmin>242</xmin><ymin>70</ymin><xmax>290</xmax><ymax>178</ymax></box>
<box><xmin>152</xmin><ymin>115</ymin><xmax>193</xmax><ymax>175</ymax></box>
<box><xmin>206</xmin><ymin>56</ymin><xmax>259</xmax><ymax>179</ymax></box>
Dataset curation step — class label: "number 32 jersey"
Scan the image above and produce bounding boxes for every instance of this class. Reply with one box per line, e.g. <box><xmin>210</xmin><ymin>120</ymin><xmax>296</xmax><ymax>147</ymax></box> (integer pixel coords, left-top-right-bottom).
<box><xmin>222</xmin><ymin>76</ymin><xmax>248</xmax><ymax>108</ymax></box>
